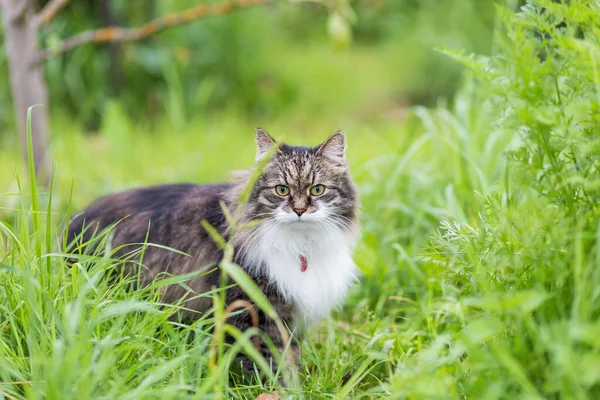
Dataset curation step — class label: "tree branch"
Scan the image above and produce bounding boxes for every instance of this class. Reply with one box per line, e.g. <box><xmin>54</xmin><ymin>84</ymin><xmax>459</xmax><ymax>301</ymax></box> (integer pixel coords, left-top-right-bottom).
<box><xmin>32</xmin><ymin>0</ymin><xmax>71</xmax><ymax>28</ymax></box>
<box><xmin>3</xmin><ymin>0</ymin><xmax>31</xmax><ymax>23</ymax></box>
<box><xmin>32</xmin><ymin>0</ymin><xmax>267</xmax><ymax>67</ymax></box>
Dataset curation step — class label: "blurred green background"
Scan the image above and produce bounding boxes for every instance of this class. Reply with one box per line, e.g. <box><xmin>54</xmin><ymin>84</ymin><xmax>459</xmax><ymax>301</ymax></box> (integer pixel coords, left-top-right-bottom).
<box><xmin>0</xmin><ymin>0</ymin><xmax>496</xmax><ymax>198</ymax></box>
<box><xmin>28</xmin><ymin>0</ymin><xmax>494</xmax><ymax>126</ymax></box>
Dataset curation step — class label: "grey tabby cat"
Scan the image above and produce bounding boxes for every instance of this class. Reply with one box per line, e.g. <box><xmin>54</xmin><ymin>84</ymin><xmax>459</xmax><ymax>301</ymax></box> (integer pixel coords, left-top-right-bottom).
<box><xmin>65</xmin><ymin>128</ymin><xmax>360</xmax><ymax>376</ymax></box>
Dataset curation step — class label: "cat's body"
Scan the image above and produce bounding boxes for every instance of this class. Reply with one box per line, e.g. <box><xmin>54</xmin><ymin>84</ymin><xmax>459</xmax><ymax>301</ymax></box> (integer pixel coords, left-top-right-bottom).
<box><xmin>65</xmin><ymin>129</ymin><xmax>360</xmax><ymax>375</ymax></box>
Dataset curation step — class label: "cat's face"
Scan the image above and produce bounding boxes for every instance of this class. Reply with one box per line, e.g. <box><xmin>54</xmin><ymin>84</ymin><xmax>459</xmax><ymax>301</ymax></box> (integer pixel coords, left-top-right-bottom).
<box><xmin>246</xmin><ymin>129</ymin><xmax>358</xmax><ymax>228</ymax></box>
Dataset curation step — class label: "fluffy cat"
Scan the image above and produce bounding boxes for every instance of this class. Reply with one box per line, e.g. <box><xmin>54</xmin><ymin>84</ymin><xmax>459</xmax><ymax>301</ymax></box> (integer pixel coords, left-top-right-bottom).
<box><xmin>65</xmin><ymin>128</ymin><xmax>360</xmax><ymax>376</ymax></box>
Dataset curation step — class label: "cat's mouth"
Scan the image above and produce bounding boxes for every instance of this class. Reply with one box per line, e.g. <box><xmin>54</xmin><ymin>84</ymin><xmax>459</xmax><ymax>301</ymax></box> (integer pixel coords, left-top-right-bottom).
<box><xmin>289</xmin><ymin>218</ymin><xmax>318</xmax><ymax>227</ymax></box>
<box><xmin>280</xmin><ymin>216</ymin><xmax>312</xmax><ymax>223</ymax></box>
<box><xmin>275</xmin><ymin>211</ymin><xmax>323</xmax><ymax>226</ymax></box>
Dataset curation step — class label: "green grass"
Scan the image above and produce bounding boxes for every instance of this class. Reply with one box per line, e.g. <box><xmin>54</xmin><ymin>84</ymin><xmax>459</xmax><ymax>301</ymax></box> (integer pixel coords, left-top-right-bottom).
<box><xmin>0</xmin><ymin>82</ymin><xmax>508</xmax><ymax>399</ymax></box>
<box><xmin>1</xmin><ymin>1</ymin><xmax>600</xmax><ymax>398</ymax></box>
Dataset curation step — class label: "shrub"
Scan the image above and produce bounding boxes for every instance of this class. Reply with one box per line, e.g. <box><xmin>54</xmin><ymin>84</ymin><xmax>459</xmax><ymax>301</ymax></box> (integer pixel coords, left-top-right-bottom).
<box><xmin>389</xmin><ymin>0</ymin><xmax>600</xmax><ymax>397</ymax></box>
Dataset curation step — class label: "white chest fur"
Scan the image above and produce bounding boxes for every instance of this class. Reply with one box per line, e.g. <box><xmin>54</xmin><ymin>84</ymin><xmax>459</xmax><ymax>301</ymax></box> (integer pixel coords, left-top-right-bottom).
<box><xmin>250</xmin><ymin>222</ymin><xmax>358</xmax><ymax>325</ymax></box>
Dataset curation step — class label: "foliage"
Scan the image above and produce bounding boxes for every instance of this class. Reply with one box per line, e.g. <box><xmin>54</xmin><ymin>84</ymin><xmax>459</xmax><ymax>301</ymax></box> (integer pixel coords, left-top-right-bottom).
<box><xmin>353</xmin><ymin>0</ymin><xmax>496</xmax><ymax>103</ymax></box>
<box><xmin>0</xmin><ymin>0</ymin><xmax>495</xmax><ymax>132</ymax></box>
<box><xmin>390</xmin><ymin>0</ymin><xmax>600</xmax><ymax>397</ymax></box>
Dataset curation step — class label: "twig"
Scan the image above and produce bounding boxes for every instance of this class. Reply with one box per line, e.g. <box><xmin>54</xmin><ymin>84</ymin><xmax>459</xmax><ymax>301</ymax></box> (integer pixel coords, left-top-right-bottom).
<box><xmin>1</xmin><ymin>391</ymin><xmax>17</xmax><ymax>400</ymax></box>
<box><xmin>225</xmin><ymin>299</ymin><xmax>260</xmax><ymax>328</ymax></box>
<box><xmin>224</xmin><ymin>299</ymin><xmax>261</xmax><ymax>351</ymax></box>
<box><xmin>32</xmin><ymin>0</ymin><xmax>267</xmax><ymax>67</ymax></box>
<box><xmin>207</xmin><ymin>298</ymin><xmax>261</xmax><ymax>369</ymax></box>
<box><xmin>4</xmin><ymin>0</ymin><xmax>30</xmax><ymax>23</ymax></box>
<box><xmin>336</xmin><ymin>321</ymin><xmax>372</xmax><ymax>340</ymax></box>
<box><xmin>31</xmin><ymin>0</ymin><xmax>71</xmax><ymax>28</ymax></box>
<box><xmin>388</xmin><ymin>295</ymin><xmax>417</xmax><ymax>304</ymax></box>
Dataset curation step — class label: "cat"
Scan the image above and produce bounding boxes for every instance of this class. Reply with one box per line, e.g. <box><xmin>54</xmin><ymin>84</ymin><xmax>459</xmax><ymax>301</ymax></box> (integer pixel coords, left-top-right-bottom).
<box><xmin>65</xmin><ymin>128</ymin><xmax>360</xmax><ymax>377</ymax></box>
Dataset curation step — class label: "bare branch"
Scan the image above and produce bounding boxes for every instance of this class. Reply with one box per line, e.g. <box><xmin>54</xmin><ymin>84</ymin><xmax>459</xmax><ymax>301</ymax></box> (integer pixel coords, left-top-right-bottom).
<box><xmin>32</xmin><ymin>0</ymin><xmax>267</xmax><ymax>67</ymax></box>
<box><xmin>32</xmin><ymin>0</ymin><xmax>70</xmax><ymax>28</ymax></box>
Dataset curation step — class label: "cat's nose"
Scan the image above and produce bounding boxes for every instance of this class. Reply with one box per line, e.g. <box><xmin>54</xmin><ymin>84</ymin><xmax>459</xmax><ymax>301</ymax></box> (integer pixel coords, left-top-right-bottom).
<box><xmin>293</xmin><ymin>208</ymin><xmax>307</xmax><ymax>217</ymax></box>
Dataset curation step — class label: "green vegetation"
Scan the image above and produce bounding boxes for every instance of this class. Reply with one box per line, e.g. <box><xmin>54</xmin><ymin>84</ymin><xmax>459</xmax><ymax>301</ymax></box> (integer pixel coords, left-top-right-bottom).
<box><xmin>1</xmin><ymin>0</ymin><xmax>600</xmax><ymax>398</ymax></box>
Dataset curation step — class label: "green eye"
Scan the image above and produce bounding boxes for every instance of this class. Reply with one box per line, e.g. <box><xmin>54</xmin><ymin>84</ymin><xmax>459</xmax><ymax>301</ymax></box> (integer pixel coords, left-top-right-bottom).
<box><xmin>275</xmin><ymin>185</ymin><xmax>290</xmax><ymax>196</ymax></box>
<box><xmin>310</xmin><ymin>184</ymin><xmax>326</xmax><ymax>196</ymax></box>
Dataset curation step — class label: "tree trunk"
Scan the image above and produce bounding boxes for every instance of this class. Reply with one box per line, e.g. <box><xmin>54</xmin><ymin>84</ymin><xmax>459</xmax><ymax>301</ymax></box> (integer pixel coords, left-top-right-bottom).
<box><xmin>1</xmin><ymin>0</ymin><xmax>50</xmax><ymax>183</ymax></box>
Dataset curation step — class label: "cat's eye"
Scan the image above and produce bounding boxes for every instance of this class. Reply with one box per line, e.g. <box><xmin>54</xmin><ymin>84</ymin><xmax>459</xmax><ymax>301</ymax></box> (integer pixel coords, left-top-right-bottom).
<box><xmin>275</xmin><ymin>185</ymin><xmax>290</xmax><ymax>196</ymax></box>
<box><xmin>310</xmin><ymin>184</ymin><xmax>326</xmax><ymax>197</ymax></box>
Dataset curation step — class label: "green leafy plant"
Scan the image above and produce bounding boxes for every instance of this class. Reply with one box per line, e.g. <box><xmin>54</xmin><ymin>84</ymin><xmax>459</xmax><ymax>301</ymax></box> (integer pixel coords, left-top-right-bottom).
<box><xmin>395</xmin><ymin>1</ymin><xmax>600</xmax><ymax>397</ymax></box>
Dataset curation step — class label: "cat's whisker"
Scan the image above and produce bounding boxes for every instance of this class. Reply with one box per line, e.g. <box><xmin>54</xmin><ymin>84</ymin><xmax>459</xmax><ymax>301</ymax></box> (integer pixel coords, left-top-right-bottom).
<box><xmin>235</xmin><ymin>219</ymin><xmax>281</xmax><ymax>264</ymax></box>
<box><xmin>320</xmin><ymin>219</ymin><xmax>347</xmax><ymax>241</ymax></box>
<box><xmin>235</xmin><ymin>223</ymin><xmax>270</xmax><ymax>259</ymax></box>
<box><xmin>235</xmin><ymin>213</ymin><xmax>274</xmax><ymax>231</ymax></box>
<box><xmin>329</xmin><ymin>213</ymin><xmax>355</xmax><ymax>228</ymax></box>
<box><xmin>326</xmin><ymin>214</ymin><xmax>354</xmax><ymax>231</ymax></box>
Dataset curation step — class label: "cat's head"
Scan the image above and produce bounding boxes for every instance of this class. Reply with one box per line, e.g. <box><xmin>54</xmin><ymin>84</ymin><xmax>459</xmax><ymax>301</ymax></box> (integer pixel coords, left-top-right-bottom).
<box><xmin>244</xmin><ymin>128</ymin><xmax>359</xmax><ymax>230</ymax></box>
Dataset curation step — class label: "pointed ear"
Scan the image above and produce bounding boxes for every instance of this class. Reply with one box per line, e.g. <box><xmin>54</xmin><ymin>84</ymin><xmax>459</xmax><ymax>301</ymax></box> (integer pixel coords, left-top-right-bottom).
<box><xmin>255</xmin><ymin>127</ymin><xmax>277</xmax><ymax>161</ymax></box>
<box><xmin>316</xmin><ymin>131</ymin><xmax>346</xmax><ymax>163</ymax></box>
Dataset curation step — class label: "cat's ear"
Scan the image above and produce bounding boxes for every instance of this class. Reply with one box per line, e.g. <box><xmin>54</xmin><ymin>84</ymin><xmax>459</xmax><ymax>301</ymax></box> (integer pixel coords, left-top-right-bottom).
<box><xmin>255</xmin><ymin>127</ymin><xmax>277</xmax><ymax>162</ymax></box>
<box><xmin>316</xmin><ymin>131</ymin><xmax>346</xmax><ymax>163</ymax></box>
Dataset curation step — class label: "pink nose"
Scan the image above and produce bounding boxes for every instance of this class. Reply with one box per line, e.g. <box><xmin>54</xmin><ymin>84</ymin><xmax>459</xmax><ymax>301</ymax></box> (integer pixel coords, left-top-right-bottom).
<box><xmin>293</xmin><ymin>208</ymin><xmax>307</xmax><ymax>216</ymax></box>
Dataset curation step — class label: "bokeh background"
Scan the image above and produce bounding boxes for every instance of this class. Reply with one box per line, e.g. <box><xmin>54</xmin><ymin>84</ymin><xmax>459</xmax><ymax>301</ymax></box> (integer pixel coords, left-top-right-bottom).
<box><xmin>0</xmin><ymin>0</ymin><xmax>496</xmax><ymax>197</ymax></box>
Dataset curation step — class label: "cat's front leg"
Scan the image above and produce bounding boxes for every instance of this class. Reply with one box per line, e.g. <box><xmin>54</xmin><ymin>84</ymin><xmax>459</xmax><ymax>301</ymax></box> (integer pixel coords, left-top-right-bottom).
<box><xmin>226</xmin><ymin>306</ymin><xmax>300</xmax><ymax>382</ymax></box>
<box><xmin>259</xmin><ymin>317</ymin><xmax>302</xmax><ymax>377</ymax></box>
